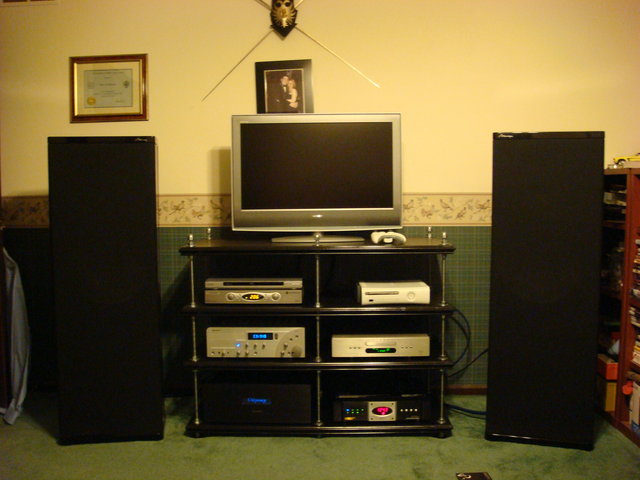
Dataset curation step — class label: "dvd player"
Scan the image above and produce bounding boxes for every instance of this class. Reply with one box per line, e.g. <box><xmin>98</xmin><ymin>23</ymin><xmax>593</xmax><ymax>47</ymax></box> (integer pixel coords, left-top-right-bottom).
<box><xmin>204</xmin><ymin>277</ymin><xmax>303</xmax><ymax>304</ymax></box>
<box><xmin>205</xmin><ymin>278</ymin><xmax>303</xmax><ymax>289</ymax></box>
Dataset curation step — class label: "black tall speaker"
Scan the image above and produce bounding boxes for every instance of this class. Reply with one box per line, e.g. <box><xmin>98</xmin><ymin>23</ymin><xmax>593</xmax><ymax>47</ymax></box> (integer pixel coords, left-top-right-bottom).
<box><xmin>485</xmin><ymin>132</ymin><xmax>604</xmax><ymax>450</ymax></box>
<box><xmin>48</xmin><ymin>137</ymin><xmax>164</xmax><ymax>444</ymax></box>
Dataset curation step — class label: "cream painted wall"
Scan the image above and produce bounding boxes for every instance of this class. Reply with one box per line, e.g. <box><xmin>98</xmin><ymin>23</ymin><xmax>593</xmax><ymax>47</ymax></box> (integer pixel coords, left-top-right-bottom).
<box><xmin>1</xmin><ymin>0</ymin><xmax>639</xmax><ymax>197</ymax></box>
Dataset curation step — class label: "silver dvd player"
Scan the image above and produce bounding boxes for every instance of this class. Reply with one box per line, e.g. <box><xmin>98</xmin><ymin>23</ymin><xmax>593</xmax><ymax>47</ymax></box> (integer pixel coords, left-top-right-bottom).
<box><xmin>205</xmin><ymin>289</ymin><xmax>303</xmax><ymax>304</ymax></box>
<box><xmin>204</xmin><ymin>277</ymin><xmax>303</xmax><ymax>304</ymax></box>
<box><xmin>205</xmin><ymin>278</ymin><xmax>303</xmax><ymax>289</ymax></box>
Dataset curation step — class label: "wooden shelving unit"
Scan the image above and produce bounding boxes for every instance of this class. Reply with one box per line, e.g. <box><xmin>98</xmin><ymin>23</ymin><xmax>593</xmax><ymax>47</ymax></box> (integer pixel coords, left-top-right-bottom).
<box><xmin>601</xmin><ymin>168</ymin><xmax>640</xmax><ymax>447</ymax></box>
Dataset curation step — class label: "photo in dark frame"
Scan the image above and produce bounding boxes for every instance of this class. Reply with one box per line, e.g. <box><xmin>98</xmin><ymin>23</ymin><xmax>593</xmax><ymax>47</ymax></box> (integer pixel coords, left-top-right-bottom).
<box><xmin>255</xmin><ymin>59</ymin><xmax>313</xmax><ymax>114</ymax></box>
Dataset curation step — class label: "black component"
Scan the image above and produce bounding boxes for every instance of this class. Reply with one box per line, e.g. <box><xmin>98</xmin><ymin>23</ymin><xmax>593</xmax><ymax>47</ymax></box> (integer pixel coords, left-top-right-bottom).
<box><xmin>333</xmin><ymin>394</ymin><xmax>430</xmax><ymax>423</ymax></box>
<box><xmin>201</xmin><ymin>383</ymin><xmax>311</xmax><ymax>425</ymax></box>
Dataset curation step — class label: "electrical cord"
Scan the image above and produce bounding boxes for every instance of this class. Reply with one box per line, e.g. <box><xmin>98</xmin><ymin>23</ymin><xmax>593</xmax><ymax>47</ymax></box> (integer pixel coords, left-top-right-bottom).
<box><xmin>445</xmin><ymin>402</ymin><xmax>486</xmax><ymax>417</ymax></box>
<box><xmin>445</xmin><ymin>349</ymin><xmax>489</xmax><ymax>417</ymax></box>
<box><xmin>448</xmin><ymin>316</ymin><xmax>469</xmax><ymax>367</ymax></box>
<box><xmin>442</xmin><ymin>309</ymin><xmax>490</xmax><ymax>417</ymax></box>
<box><xmin>448</xmin><ymin>308</ymin><xmax>471</xmax><ymax>368</ymax></box>
<box><xmin>448</xmin><ymin>347</ymin><xmax>488</xmax><ymax>378</ymax></box>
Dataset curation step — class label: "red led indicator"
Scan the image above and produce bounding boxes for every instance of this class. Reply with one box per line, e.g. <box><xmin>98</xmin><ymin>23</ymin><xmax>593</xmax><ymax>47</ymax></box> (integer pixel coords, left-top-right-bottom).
<box><xmin>372</xmin><ymin>406</ymin><xmax>393</xmax><ymax>416</ymax></box>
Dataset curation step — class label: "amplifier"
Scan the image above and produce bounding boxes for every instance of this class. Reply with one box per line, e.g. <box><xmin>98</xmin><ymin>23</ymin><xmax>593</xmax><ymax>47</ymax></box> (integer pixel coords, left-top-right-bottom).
<box><xmin>204</xmin><ymin>278</ymin><xmax>303</xmax><ymax>304</ymax></box>
<box><xmin>206</xmin><ymin>326</ymin><xmax>305</xmax><ymax>358</ymax></box>
<box><xmin>202</xmin><ymin>383</ymin><xmax>311</xmax><ymax>424</ymax></box>
<box><xmin>331</xmin><ymin>334</ymin><xmax>430</xmax><ymax>357</ymax></box>
<box><xmin>333</xmin><ymin>394</ymin><xmax>430</xmax><ymax>422</ymax></box>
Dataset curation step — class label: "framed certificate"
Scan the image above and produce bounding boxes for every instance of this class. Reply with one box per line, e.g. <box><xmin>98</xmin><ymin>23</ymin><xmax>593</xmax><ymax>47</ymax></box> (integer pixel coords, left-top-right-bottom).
<box><xmin>70</xmin><ymin>54</ymin><xmax>148</xmax><ymax>123</ymax></box>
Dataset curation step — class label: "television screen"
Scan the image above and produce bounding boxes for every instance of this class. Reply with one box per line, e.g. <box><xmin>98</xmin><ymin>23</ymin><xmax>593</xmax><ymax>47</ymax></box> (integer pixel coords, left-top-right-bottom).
<box><xmin>231</xmin><ymin>113</ymin><xmax>402</xmax><ymax>242</ymax></box>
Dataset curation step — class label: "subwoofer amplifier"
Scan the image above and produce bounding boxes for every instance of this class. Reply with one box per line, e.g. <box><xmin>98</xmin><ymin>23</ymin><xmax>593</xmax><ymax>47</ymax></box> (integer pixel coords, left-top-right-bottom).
<box><xmin>202</xmin><ymin>383</ymin><xmax>311</xmax><ymax>424</ymax></box>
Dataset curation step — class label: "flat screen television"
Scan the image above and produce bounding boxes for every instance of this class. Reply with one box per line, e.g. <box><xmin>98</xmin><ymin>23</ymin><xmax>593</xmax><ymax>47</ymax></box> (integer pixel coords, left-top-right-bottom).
<box><xmin>231</xmin><ymin>113</ymin><xmax>402</xmax><ymax>243</ymax></box>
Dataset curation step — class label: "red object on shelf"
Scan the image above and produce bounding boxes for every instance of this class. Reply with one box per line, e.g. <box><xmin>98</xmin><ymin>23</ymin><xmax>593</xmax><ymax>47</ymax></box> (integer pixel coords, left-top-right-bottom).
<box><xmin>623</xmin><ymin>380</ymin><xmax>635</xmax><ymax>396</ymax></box>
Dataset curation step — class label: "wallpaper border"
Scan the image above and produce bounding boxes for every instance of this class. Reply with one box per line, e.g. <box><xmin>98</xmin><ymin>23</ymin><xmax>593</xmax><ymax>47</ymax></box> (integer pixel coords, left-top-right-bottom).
<box><xmin>2</xmin><ymin>193</ymin><xmax>492</xmax><ymax>227</ymax></box>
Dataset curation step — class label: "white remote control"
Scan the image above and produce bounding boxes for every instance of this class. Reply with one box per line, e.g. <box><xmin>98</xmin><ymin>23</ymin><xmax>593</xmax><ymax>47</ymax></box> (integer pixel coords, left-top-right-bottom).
<box><xmin>371</xmin><ymin>231</ymin><xmax>407</xmax><ymax>245</ymax></box>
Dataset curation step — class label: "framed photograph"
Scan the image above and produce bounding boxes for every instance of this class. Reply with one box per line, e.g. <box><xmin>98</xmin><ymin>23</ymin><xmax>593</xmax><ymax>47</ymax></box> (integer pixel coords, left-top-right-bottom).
<box><xmin>255</xmin><ymin>59</ymin><xmax>313</xmax><ymax>114</ymax></box>
<box><xmin>70</xmin><ymin>54</ymin><xmax>148</xmax><ymax>123</ymax></box>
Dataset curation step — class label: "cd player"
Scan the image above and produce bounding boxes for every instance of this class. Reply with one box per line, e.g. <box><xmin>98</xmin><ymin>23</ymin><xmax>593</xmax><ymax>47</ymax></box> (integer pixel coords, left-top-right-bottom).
<box><xmin>331</xmin><ymin>334</ymin><xmax>430</xmax><ymax>357</ymax></box>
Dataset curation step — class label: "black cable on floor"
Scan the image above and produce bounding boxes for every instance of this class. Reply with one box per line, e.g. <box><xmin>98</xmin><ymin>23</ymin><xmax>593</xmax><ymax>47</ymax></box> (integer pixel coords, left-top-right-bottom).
<box><xmin>445</xmin><ymin>402</ymin><xmax>486</xmax><ymax>417</ymax></box>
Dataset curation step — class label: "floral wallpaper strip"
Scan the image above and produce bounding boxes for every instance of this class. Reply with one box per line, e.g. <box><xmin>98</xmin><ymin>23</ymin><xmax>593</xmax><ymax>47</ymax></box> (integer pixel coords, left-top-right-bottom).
<box><xmin>402</xmin><ymin>194</ymin><xmax>492</xmax><ymax>225</ymax></box>
<box><xmin>156</xmin><ymin>195</ymin><xmax>231</xmax><ymax>226</ymax></box>
<box><xmin>1</xmin><ymin>196</ymin><xmax>49</xmax><ymax>228</ymax></box>
<box><xmin>2</xmin><ymin>194</ymin><xmax>491</xmax><ymax>227</ymax></box>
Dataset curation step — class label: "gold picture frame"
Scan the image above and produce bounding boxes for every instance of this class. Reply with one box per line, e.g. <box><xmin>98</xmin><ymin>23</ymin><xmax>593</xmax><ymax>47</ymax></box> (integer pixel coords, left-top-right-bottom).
<box><xmin>70</xmin><ymin>54</ymin><xmax>148</xmax><ymax>123</ymax></box>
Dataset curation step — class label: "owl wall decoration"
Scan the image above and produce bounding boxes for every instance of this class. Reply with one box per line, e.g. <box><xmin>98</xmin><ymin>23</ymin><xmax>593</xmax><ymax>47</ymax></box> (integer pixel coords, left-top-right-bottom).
<box><xmin>270</xmin><ymin>0</ymin><xmax>297</xmax><ymax>37</ymax></box>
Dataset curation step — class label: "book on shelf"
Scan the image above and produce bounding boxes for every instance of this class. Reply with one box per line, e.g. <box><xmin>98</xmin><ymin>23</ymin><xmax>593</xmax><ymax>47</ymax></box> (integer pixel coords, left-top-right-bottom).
<box><xmin>603</xmin><ymin>191</ymin><xmax>627</xmax><ymax>206</ymax></box>
<box><xmin>631</xmin><ymin>380</ymin><xmax>640</xmax><ymax>438</ymax></box>
<box><xmin>631</xmin><ymin>305</ymin><xmax>640</xmax><ymax>328</ymax></box>
<box><xmin>633</xmin><ymin>342</ymin><xmax>640</xmax><ymax>368</ymax></box>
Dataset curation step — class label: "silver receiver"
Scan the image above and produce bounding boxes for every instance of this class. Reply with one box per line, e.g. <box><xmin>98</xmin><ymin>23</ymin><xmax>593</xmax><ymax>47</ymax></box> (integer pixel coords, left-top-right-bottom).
<box><xmin>206</xmin><ymin>327</ymin><xmax>305</xmax><ymax>358</ymax></box>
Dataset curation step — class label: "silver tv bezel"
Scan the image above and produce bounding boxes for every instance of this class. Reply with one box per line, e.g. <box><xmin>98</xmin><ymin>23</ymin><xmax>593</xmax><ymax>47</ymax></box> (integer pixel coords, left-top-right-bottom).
<box><xmin>231</xmin><ymin>113</ymin><xmax>402</xmax><ymax>234</ymax></box>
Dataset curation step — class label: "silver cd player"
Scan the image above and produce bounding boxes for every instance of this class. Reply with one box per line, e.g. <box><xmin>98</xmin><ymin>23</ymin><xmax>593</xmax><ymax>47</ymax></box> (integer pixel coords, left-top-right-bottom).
<box><xmin>331</xmin><ymin>334</ymin><xmax>430</xmax><ymax>357</ymax></box>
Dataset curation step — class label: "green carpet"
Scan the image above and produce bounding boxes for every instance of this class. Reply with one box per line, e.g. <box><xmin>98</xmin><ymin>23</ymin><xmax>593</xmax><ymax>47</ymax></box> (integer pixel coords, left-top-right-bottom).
<box><xmin>1</xmin><ymin>393</ymin><xmax>638</xmax><ymax>480</ymax></box>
